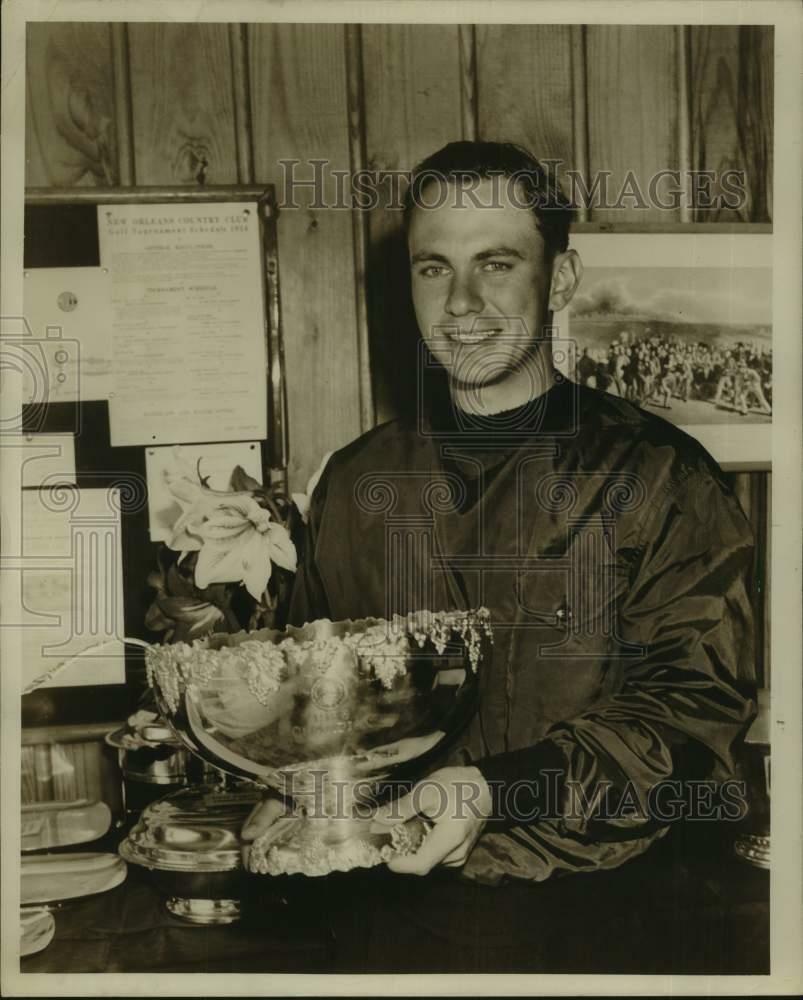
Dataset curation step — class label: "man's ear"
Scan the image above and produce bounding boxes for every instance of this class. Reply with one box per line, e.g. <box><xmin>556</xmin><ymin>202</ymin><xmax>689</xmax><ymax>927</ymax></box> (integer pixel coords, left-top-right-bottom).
<box><xmin>548</xmin><ymin>249</ymin><xmax>583</xmax><ymax>312</ymax></box>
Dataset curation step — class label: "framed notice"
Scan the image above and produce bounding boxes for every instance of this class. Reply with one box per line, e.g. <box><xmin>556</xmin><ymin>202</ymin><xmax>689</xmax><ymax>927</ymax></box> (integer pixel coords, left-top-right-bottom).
<box><xmin>98</xmin><ymin>200</ymin><xmax>269</xmax><ymax>448</ymax></box>
<box><xmin>23</xmin><ymin>186</ymin><xmax>287</xmax><ymax>478</ymax></box>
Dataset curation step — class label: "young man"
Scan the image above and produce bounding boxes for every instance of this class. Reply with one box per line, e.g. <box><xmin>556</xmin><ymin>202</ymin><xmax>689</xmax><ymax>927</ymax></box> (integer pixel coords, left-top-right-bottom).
<box><xmin>243</xmin><ymin>141</ymin><xmax>756</xmax><ymax>885</ymax></box>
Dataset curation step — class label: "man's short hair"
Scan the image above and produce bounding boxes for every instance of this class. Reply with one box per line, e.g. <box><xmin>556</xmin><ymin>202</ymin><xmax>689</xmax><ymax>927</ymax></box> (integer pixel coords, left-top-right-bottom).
<box><xmin>402</xmin><ymin>140</ymin><xmax>575</xmax><ymax>258</ymax></box>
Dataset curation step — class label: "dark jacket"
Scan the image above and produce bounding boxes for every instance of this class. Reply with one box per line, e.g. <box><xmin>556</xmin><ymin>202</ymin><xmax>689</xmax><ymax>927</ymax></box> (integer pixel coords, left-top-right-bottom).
<box><xmin>289</xmin><ymin>381</ymin><xmax>757</xmax><ymax>883</ymax></box>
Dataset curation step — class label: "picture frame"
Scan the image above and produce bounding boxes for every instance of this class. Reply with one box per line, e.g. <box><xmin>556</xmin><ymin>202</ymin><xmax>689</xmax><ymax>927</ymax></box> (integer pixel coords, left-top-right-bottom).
<box><xmin>554</xmin><ymin>231</ymin><xmax>773</xmax><ymax>470</ymax></box>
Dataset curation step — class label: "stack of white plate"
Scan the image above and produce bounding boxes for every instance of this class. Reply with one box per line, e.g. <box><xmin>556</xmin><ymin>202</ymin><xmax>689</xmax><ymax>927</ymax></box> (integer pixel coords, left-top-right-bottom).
<box><xmin>21</xmin><ymin>852</ymin><xmax>128</xmax><ymax>907</ymax></box>
<box><xmin>20</xmin><ymin>799</ymin><xmax>127</xmax><ymax>958</ymax></box>
<box><xmin>22</xmin><ymin>799</ymin><xmax>112</xmax><ymax>853</ymax></box>
<box><xmin>20</xmin><ymin>908</ymin><xmax>56</xmax><ymax>957</ymax></box>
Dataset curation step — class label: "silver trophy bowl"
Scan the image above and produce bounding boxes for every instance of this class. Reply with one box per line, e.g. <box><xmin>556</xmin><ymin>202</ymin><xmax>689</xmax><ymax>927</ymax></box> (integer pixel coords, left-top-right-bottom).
<box><xmin>145</xmin><ymin>609</ymin><xmax>491</xmax><ymax>876</ymax></box>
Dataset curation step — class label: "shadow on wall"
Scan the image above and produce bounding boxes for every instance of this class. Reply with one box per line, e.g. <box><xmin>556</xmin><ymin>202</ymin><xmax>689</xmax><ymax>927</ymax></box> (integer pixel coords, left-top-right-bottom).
<box><xmin>365</xmin><ymin>223</ymin><xmax>451</xmax><ymax>426</ymax></box>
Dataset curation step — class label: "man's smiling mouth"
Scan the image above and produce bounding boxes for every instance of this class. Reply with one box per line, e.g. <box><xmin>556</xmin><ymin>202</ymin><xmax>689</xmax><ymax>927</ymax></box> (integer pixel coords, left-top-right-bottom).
<box><xmin>447</xmin><ymin>327</ymin><xmax>504</xmax><ymax>345</ymax></box>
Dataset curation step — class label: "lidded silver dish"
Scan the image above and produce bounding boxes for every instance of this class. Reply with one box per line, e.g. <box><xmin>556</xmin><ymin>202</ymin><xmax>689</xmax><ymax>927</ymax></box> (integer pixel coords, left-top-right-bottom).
<box><xmin>119</xmin><ymin>784</ymin><xmax>262</xmax><ymax>924</ymax></box>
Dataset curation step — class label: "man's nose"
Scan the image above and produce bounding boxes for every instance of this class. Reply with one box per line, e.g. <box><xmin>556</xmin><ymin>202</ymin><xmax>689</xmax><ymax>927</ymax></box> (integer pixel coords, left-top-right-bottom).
<box><xmin>445</xmin><ymin>273</ymin><xmax>483</xmax><ymax>317</ymax></box>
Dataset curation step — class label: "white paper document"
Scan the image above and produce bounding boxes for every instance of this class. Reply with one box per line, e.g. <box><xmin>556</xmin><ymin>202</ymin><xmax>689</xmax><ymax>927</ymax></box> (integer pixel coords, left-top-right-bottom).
<box><xmin>98</xmin><ymin>202</ymin><xmax>268</xmax><ymax>447</ymax></box>
<box><xmin>15</xmin><ymin>488</ymin><xmax>126</xmax><ymax>689</ymax></box>
<box><xmin>22</xmin><ymin>267</ymin><xmax>114</xmax><ymax>403</ymax></box>
<box><xmin>145</xmin><ymin>441</ymin><xmax>263</xmax><ymax>541</ymax></box>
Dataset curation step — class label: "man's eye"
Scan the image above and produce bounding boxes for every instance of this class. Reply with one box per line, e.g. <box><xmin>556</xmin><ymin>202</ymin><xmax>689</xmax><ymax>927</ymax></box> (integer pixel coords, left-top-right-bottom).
<box><xmin>418</xmin><ymin>265</ymin><xmax>449</xmax><ymax>278</ymax></box>
<box><xmin>482</xmin><ymin>261</ymin><xmax>512</xmax><ymax>273</ymax></box>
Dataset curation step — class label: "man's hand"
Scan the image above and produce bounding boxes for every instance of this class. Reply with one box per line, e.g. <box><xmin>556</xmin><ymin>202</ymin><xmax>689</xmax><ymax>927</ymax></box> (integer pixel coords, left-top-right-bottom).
<box><xmin>240</xmin><ymin>796</ymin><xmax>298</xmax><ymax>868</ymax></box>
<box><xmin>371</xmin><ymin>766</ymin><xmax>493</xmax><ymax>875</ymax></box>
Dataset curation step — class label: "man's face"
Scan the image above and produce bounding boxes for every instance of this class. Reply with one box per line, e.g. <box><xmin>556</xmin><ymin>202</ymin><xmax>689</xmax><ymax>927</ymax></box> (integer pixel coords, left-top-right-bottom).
<box><xmin>408</xmin><ymin>178</ymin><xmax>553</xmax><ymax>389</ymax></box>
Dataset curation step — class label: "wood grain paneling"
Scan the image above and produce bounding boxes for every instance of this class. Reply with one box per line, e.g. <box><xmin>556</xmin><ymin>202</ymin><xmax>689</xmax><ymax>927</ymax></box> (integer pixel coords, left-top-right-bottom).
<box><xmin>690</xmin><ymin>26</ymin><xmax>742</xmax><ymax>221</ymax></box>
<box><xmin>127</xmin><ymin>23</ymin><xmax>239</xmax><ymax>185</ymax></box>
<box><xmin>361</xmin><ymin>24</ymin><xmax>463</xmax><ymax>424</ymax></box>
<box><xmin>476</xmin><ymin>25</ymin><xmax>575</xmax><ymax>181</ymax></box>
<box><xmin>26</xmin><ymin>23</ymin><xmax>118</xmax><ymax>187</ymax></box>
<box><xmin>345</xmin><ymin>25</ymin><xmax>375</xmax><ymax>432</ymax></box>
<box><xmin>742</xmin><ymin>26</ymin><xmax>773</xmax><ymax>223</ymax></box>
<box><xmin>25</xmin><ymin>74</ymin><xmax>51</xmax><ymax>188</ymax></box>
<box><xmin>458</xmin><ymin>25</ymin><xmax>478</xmax><ymax>142</ymax></box>
<box><xmin>676</xmin><ymin>26</ymin><xmax>694</xmax><ymax>223</ymax></box>
<box><xmin>229</xmin><ymin>23</ymin><xmax>256</xmax><ymax>184</ymax></box>
<box><xmin>363</xmin><ymin>24</ymin><xmax>464</xmax><ymax>175</ymax></box>
<box><xmin>689</xmin><ymin>26</ymin><xmax>774</xmax><ymax>223</ymax></box>
<box><xmin>586</xmin><ymin>26</ymin><xmax>679</xmax><ymax>223</ymax></box>
<box><xmin>250</xmin><ymin>24</ymin><xmax>362</xmax><ymax>490</ymax></box>
<box><xmin>570</xmin><ymin>26</ymin><xmax>591</xmax><ymax>222</ymax></box>
<box><xmin>111</xmin><ymin>24</ymin><xmax>135</xmax><ymax>186</ymax></box>
<box><xmin>763</xmin><ymin>473</ymin><xmax>771</xmax><ymax>687</ymax></box>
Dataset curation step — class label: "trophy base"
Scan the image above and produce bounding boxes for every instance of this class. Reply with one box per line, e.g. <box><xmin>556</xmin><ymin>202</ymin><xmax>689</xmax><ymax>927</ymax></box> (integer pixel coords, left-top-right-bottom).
<box><xmin>248</xmin><ymin>813</ymin><xmax>431</xmax><ymax>877</ymax></box>
<box><xmin>166</xmin><ymin>896</ymin><xmax>241</xmax><ymax>924</ymax></box>
<box><xmin>734</xmin><ymin>833</ymin><xmax>770</xmax><ymax>869</ymax></box>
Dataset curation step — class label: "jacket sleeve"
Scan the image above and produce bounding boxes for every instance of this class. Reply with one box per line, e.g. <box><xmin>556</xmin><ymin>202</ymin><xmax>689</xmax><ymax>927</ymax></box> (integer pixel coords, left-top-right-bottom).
<box><xmin>468</xmin><ymin>465</ymin><xmax>758</xmax><ymax>884</ymax></box>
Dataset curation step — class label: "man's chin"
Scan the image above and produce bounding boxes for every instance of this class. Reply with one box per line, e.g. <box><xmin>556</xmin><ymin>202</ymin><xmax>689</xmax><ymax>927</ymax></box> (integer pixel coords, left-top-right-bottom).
<box><xmin>446</xmin><ymin>367</ymin><xmax>512</xmax><ymax>391</ymax></box>
<box><xmin>446</xmin><ymin>349</ymin><xmax>540</xmax><ymax>391</ymax></box>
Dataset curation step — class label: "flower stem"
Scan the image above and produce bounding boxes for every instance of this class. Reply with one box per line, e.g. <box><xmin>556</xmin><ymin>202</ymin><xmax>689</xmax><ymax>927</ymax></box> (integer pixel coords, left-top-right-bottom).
<box><xmin>222</xmin><ymin>604</ymin><xmax>241</xmax><ymax>633</ymax></box>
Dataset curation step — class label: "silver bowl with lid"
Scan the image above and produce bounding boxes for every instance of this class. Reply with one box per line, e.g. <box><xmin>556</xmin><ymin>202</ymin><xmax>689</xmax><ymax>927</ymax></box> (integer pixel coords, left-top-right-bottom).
<box><xmin>119</xmin><ymin>783</ymin><xmax>263</xmax><ymax>924</ymax></box>
<box><xmin>106</xmin><ymin>713</ymin><xmax>220</xmax><ymax>816</ymax></box>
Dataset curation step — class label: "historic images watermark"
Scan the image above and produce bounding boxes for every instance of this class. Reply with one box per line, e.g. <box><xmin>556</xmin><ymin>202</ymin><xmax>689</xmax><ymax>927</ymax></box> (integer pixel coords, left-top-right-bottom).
<box><xmin>278</xmin><ymin>159</ymin><xmax>749</xmax><ymax>214</ymax></box>
<box><xmin>0</xmin><ymin>317</ymin><xmax>82</xmax><ymax>436</ymax></box>
<box><xmin>1</xmin><ymin>317</ymin><xmax>145</xmax><ymax>686</ymax></box>
<box><xmin>284</xmin><ymin>770</ymin><xmax>750</xmax><ymax>826</ymax></box>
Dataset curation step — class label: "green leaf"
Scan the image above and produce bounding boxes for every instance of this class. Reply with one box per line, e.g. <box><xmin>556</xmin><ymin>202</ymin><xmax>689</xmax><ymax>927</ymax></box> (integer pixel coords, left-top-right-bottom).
<box><xmin>166</xmin><ymin>561</ymin><xmax>202</xmax><ymax>599</ymax></box>
<box><xmin>144</xmin><ymin>601</ymin><xmax>172</xmax><ymax>632</ymax></box>
<box><xmin>197</xmin><ymin>581</ymin><xmax>234</xmax><ymax>606</ymax></box>
<box><xmin>230</xmin><ymin>465</ymin><xmax>262</xmax><ymax>493</ymax></box>
<box><xmin>158</xmin><ymin>595</ymin><xmax>225</xmax><ymax>630</ymax></box>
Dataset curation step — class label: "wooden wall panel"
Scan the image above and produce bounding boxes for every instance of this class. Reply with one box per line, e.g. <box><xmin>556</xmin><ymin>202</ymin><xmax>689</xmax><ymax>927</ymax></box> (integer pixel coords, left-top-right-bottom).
<box><xmin>361</xmin><ymin>24</ymin><xmax>464</xmax><ymax>424</ymax></box>
<box><xmin>25</xmin><ymin>23</ymin><xmax>117</xmax><ymax>187</ymax></box>
<box><xmin>25</xmin><ymin>74</ymin><xmax>51</xmax><ymax>188</ymax></box>
<box><xmin>743</xmin><ymin>25</ymin><xmax>773</xmax><ymax>223</ymax></box>
<box><xmin>127</xmin><ymin>24</ymin><xmax>239</xmax><ymax>185</ymax></box>
<box><xmin>362</xmin><ymin>25</ymin><xmax>464</xmax><ymax>174</ymax></box>
<box><xmin>475</xmin><ymin>25</ymin><xmax>576</xmax><ymax>179</ymax></box>
<box><xmin>763</xmin><ymin>473</ymin><xmax>771</xmax><ymax>687</ymax></box>
<box><xmin>249</xmin><ymin>24</ymin><xmax>362</xmax><ymax>490</ymax></box>
<box><xmin>690</xmin><ymin>26</ymin><xmax>774</xmax><ymax>223</ymax></box>
<box><xmin>586</xmin><ymin>26</ymin><xmax>679</xmax><ymax>223</ymax></box>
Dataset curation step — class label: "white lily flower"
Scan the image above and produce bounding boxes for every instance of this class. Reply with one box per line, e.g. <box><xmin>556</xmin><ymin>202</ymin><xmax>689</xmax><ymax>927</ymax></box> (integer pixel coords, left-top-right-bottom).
<box><xmin>165</xmin><ymin>478</ymin><xmax>297</xmax><ymax>600</ymax></box>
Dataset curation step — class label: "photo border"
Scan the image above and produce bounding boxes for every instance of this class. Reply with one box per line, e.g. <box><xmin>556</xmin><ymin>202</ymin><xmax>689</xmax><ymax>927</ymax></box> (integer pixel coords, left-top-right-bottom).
<box><xmin>2</xmin><ymin>1</ymin><xmax>800</xmax><ymax>997</ymax></box>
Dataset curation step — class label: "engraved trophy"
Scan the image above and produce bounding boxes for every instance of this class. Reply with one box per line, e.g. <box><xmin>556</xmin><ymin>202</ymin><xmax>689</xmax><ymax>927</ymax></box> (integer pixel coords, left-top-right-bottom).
<box><xmin>139</xmin><ymin>609</ymin><xmax>491</xmax><ymax>879</ymax></box>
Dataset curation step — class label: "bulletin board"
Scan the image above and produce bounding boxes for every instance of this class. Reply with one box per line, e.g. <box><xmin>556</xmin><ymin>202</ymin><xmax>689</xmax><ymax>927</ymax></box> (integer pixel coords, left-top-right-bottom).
<box><xmin>20</xmin><ymin>185</ymin><xmax>285</xmax><ymax>727</ymax></box>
